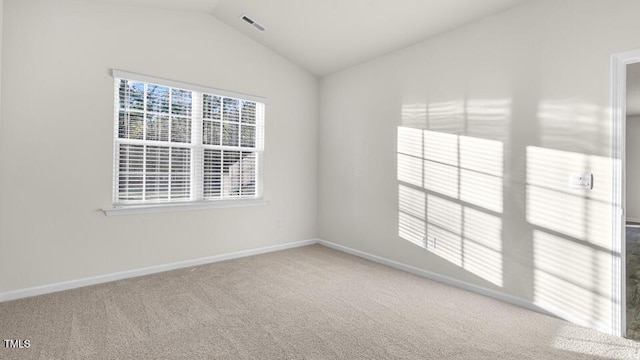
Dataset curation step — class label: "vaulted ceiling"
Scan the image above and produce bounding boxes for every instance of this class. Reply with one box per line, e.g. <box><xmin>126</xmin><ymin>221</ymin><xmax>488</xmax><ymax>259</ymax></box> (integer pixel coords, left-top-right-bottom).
<box><xmin>83</xmin><ymin>0</ymin><xmax>530</xmax><ymax>76</ymax></box>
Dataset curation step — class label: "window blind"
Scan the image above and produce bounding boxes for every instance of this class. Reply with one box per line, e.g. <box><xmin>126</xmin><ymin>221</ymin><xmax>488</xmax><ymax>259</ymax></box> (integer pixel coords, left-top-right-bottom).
<box><xmin>112</xmin><ymin>70</ymin><xmax>265</xmax><ymax>206</ymax></box>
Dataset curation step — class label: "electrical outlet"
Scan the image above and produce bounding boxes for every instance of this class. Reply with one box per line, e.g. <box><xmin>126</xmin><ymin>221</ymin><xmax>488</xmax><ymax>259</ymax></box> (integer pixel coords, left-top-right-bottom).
<box><xmin>426</xmin><ymin>236</ymin><xmax>437</xmax><ymax>249</ymax></box>
<box><xmin>276</xmin><ymin>217</ymin><xmax>284</xmax><ymax>229</ymax></box>
<box><xmin>568</xmin><ymin>173</ymin><xmax>593</xmax><ymax>190</ymax></box>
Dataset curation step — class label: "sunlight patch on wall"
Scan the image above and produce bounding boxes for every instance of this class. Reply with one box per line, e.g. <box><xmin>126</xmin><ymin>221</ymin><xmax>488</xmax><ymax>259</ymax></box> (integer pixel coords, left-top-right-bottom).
<box><xmin>426</xmin><ymin>194</ymin><xmax>462</xmax><ymax>234</ymax></box>
<box><xmin>527</xmin><ymin>146</ymin><xmax>612</xmax><ymax>249</ymax></box>
<box><xmin>423</xmin><ymin>160</ymin><xmax>458</xmax><ymax>199</ymax></box>
<box><xmin>426</xmin><ymin>100</ymin><xmax>464</xmax><ymax>133</ymax></box>
<box><xmin>399</xmin><ymin>184</ymin><xmax>425</xmax><ymax>219</ymax></box>
<box><xmin>533</xmin><ymin>230</ymin><xmax>611</xmax><ymax>330</ymax></box>
<box><xmin>399</xmin><ymin>184</ymin><xmax>426</xmax><ymax>248</ymax></box>
<box><xmin>403</xmin><ymin>99</ymin><xmax>511</xmax><ymax>140</ymax></box>
<box><xmin>397</xmin><ymin>120</ymin><xmax>505</xmax><ymax>287</ymax></box>
<box><xmin>399</xmin><ymin>211</ymin><xmax>425</xmax><ymax>248</ymax></box>
<box><xmin>463</xmin><ymin>207</ymin><xmax>503</xmax><ymax>286</ymax></box>
<box><xmin>397</xmin><ymin>126</ymin><xmax>423</xmax><ymax>187</ymax></box>
<box><xmin>401</xmin><ymin>103</ymin><xmax>427</xmax><ymax>129</ymax></box>
<box><xmin>460</xmin><ymin>168</ymin><xmax>503</xmax><ymax>213</ymax></box>
<box><xmin>427</xmin><ymin>221</ymin><xmax>463</xmax><ymax>266</ymax></box>
<box><xmin>526</xmin><ymin>146</ymin><xmax>614</xmax><ymax>330</ymax></box>
<box><xmin>423</xmin><ymin>131</ymin><xmax>458</xmax><ymax>165</ymax></box>
<box><xmin>397</xmin><ymin>154</ymin><xmax>422</xmax><ymax>187</ymax></box>
<box><xmin>398</xmin><ymin>126</ymin><xmax>423</xmax><ymax>158</ymax></box>
<box><xmin>459</xmin><ymin>136</ymin><xmax>503</xmax><ymax>176</ymax></box>
<box><xmin>465</xmin><ymin>99</ymin><xmax>512</xmax><ymax>141</ymax></box>
<box><xmin>426</xmin><ymin>194</ymin><xmax>463</xmax><ymax>266</ymax></box>
<box><xmin>421</xmin><ymin>132</ymin><xmax>504</xmax><ymax>211</ymax></box>
<box><xmin>458</xmin><ymin>135</ymin><xmax>503</xmax><ymax>212</ymax></box>
<box><xmin>537</xmin><ymin>99</ymin><xmax>607</xmax><ymax>154</ymax></box>
<box><xmin>420</xmin><ymin>193</ymin><xmax>503</xmax><ymax>286</ymax></box>
<box><xmin>527</xmin><ymin>185</ymin><xmax>588</xmax><ymax>240</ymax></box>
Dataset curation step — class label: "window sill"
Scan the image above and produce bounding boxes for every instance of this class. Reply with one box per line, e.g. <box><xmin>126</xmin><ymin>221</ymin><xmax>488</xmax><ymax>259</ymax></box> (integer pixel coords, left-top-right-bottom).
<box><xmin>102</xmin><ymin>199</ymin><xmax>268</xmax><ymax>216</ymax></box>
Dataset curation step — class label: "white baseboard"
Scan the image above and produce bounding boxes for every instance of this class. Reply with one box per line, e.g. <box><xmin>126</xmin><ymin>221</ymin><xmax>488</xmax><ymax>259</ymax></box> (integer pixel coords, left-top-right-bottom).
<box><xmin>0</xmin><ymin>237</ymin><xmax>609</xmax><ymax>335</ymax></box>
<box><xmin>318</xmin><ymin>239</ymin><xmax>613</xmax><ymax>334</ymax></box>
<box><xmin>0</xmin><ymin>239</ymin><xmax>318</xmax><ymax>303</ymax></box>
<box><xmin>317</xmin><ymin>240</ymin><xmax>558</xmax><ymax>317</ymax></box>
<box><xmin>627</xmin><ymin>217</ymin><xmax>640</xmax><ymax>224</ymax></box>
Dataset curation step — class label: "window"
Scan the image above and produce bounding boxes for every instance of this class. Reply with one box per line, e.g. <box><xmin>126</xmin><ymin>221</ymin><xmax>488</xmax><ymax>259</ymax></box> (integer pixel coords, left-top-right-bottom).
<box><xmin>111</xmin><ymin>70</ymin><xmax>265</xmax><ymax>211</ymax></box>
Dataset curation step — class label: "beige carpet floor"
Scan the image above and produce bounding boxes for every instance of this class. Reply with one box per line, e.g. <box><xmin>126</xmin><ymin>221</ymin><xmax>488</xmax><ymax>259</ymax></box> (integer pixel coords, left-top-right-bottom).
<box><xmin>1</xmin><ymin>244</ymin><xmax>640</xmax><ymax>359</ymax></box>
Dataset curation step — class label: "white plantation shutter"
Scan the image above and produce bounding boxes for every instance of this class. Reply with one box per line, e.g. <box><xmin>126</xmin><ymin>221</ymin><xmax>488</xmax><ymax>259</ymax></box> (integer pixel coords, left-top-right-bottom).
<box><xmin>112</xmin><ymin>70</ymin><xmax>265</xmax><ymax>206</ymax></box>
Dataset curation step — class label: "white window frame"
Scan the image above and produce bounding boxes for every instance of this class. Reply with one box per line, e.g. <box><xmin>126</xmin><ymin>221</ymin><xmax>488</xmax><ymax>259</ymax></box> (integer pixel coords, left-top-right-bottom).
<box><xmin>103</xmin><ymin>70</ymin><xmax>267</xmax><ymax>216</ymax></box>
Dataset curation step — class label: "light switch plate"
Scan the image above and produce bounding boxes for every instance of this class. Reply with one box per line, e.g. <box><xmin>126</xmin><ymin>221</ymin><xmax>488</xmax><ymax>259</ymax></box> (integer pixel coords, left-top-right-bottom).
<box><xmin>569</xmin><ymin>173</ymin><xmax>593</xmax><ymax>190</ymax></box>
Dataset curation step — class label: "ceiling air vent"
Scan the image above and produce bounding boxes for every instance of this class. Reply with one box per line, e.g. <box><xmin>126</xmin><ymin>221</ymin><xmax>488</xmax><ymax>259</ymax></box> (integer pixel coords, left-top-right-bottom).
<box><xmin>241</xmin><ymin>14</ymin><xmax>267</xmax><ymax>32</ymax></box>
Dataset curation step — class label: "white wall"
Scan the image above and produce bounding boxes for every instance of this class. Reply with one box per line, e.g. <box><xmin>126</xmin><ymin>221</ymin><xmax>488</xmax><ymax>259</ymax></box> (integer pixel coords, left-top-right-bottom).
<box><xmin>627</xmin><ymin>115</ymin><xmax>640</xmax><ymax>221</ymax></box>
<box><xmin>319</xmin><ymin>0</ymin><xmax>640</xmax><ymax>334</ymax></box>
<box><xmin>0</xmin><ymin>0</ymin><xmax>318</xmax><ymax>293</ymax></box>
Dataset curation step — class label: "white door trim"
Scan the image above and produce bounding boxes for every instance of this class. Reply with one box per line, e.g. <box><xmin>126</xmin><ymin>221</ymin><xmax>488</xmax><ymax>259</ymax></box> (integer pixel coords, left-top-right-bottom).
<box><xmin>611</xmin><ymin>48</ymin><xmax>640</xmax><ymax>337</ymax></box>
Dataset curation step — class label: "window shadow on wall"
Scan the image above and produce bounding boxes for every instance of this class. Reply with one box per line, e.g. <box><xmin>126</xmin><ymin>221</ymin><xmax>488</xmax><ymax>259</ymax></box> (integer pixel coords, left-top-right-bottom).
<box><xmin>397</xmin><ymin>97</ymin><xmax>618</xmax><ymax>339</ymax></box>
<box><xmin>397</xmin><ymin>99</ymin><xmax>509</xmax><ymax>287</ymax></box>
<box><xmin>527</xmin><ymin>145</ymin><xmax>614</xmax><ymax>330</ymax></box>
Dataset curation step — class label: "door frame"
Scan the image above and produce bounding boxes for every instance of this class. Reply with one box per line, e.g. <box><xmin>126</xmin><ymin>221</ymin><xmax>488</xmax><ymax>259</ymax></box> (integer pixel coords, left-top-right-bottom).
<box><xmin>611</xmin><ymin>49</ymin><xmax>640</xmax><ymax>337</ymax></box>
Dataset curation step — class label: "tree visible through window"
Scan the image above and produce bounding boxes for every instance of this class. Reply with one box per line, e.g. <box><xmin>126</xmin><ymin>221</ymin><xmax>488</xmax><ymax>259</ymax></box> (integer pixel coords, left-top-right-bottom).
<box><xmin>113</xmin><ymin>72</ymin><xmax>265</xmax><ymax>205</ymax></box>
